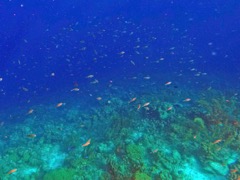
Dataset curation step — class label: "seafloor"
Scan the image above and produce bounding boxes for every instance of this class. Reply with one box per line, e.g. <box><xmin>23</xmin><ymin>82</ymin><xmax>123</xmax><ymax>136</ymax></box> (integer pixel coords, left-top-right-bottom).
<box><xmin>0</xmin><ymin>75</ymin><xmax>239</xmax><ymax>180</ymax></box>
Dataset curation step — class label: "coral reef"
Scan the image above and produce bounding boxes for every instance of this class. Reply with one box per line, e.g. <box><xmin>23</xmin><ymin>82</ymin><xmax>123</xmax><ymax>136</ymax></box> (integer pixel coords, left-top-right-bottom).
<box><xmin>0</xmin><ymin>87</ymin><xmax>239</xmax><ymax>179</ymax></box>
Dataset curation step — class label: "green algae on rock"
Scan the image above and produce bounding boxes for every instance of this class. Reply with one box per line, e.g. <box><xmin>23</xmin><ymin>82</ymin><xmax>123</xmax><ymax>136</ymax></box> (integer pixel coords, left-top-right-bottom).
<box><xmin>134</xmin><ymin>171</ymin><xmax>151</xmax><ymax>180</ymax></box>
<box><xmin>43</xmin><ymin>168</ymin><xmax>75</xmax><ymax>180</ymax></box>
<box><xmin>126</xmin><ymin>144</ymin><xmax>145</xmax><ymax>164</ymax></box>
<box><xmin>193</xmin><ymin>117</ymin><xmax>205</xmax><ymax>128</ymax></box>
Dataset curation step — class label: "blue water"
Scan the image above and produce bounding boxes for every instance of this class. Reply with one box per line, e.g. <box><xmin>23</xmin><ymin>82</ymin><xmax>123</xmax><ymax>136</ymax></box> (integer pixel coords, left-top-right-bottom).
<box><xmin>0</xmin><ymin>0</ymin><xmax>239</xmax><ymax>179</ymax></box>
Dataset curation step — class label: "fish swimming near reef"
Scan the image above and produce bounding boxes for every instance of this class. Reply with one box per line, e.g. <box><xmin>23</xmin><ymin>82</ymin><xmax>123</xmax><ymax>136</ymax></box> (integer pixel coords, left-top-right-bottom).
<box><xmin>56</xmin><ymin>102</ymin><xmax>65</xmax><ymax>108</ymax></box>
<box><xmin>27</xmin><ymin>109</ymin><xmax>34</xmax><ymax>114</ymax></box>
<box><xmin>137</xmin><ymin>104</ymin><xmax>141</xmax><ymax>110</ymax></box>
<box><xmin>142</xmin><ymin>102</ymin><xmax>150</xmax><ymax>107</ymax></box>
<box><xmin>129</xmin><ymin>97</ymin><xmax>137</xmax><ymax>103</ymax></box>
<box><xmin>71</xmin><ymin>88</ymin><xmax>80</xmax><ymax>92</ymax></box>
<box><xmin>165</xmin><ymin>81</ymin><xmax>172</xmax><ymax>85</ymax></box>
<box><xmin>212</xmin><ymin>139</ymin><xmax>222</xmax><ymax>144</ymax></box>
<box><xmin>82</xmin><ymin>139</ymin><xmax>91</xmax><ymax>147</ymax></box>
<box><xmin>7</xmin><ymin>169</ymin><xmax>17</xmax><ymax>175</ymax></box>
<box><xmin>27</xmin><ymin>134</ymin><xmax>36</xmax><ymax>138</ymax></box>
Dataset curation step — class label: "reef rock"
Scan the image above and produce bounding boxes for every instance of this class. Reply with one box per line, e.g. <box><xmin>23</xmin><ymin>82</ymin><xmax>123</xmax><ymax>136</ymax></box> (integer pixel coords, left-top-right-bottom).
<box><xmin>204</xmin><ymin>161</ymin><xmax>229</xmax><ymax>176</ymax></box>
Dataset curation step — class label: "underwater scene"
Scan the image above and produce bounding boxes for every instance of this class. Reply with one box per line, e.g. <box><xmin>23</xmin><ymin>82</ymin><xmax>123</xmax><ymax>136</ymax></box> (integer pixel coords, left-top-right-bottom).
<box><xmin>0</xmin><ymin>0</ymin><xmax>240</xmax><ymax>179</ymax></box>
